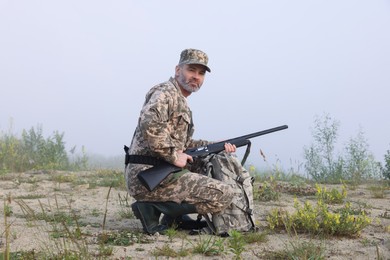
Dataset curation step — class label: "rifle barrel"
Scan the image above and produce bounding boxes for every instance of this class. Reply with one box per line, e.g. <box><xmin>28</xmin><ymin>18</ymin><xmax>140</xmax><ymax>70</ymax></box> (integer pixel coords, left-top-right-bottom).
<box><xmin>226</xmin><ymin>125</ymin><xmax>288</xmax><ymax>143</ymax></box>
<box><xmin>186</xmin><ymin>125</ymin><xmax>288</xmax><ymax>157</ymax></box>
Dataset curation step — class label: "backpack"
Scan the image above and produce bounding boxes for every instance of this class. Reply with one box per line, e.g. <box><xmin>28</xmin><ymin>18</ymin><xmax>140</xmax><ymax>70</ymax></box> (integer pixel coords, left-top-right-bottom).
<box><xmin>200</xmin><ymin>152</ymin><xmax>256</xmax><ymax>235</ymax></box>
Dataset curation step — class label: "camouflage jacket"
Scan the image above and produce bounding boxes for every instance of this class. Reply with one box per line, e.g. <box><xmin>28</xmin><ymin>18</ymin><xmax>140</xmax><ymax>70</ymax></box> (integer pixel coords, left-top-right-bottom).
<box><xmin>126</xmin><ymin>77</ymin><xmax>210</xmax><ymax>196</ymax></box>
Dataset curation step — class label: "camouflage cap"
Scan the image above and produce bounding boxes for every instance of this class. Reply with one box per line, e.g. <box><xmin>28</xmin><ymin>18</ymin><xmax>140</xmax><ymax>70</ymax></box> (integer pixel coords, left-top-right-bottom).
<box><xmin>178</xmin><ymin>49</ymin><xmax>211</xmax><ymax>72</ymax></box>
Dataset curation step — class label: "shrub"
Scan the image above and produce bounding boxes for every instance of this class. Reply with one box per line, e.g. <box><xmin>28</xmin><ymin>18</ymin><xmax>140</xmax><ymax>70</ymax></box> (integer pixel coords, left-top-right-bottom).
<box><xmin>344</xmin><ymin>129</ymin><xmax>381</xmax><ymax>182</ymax></box>
<box><xmin>304</xmin><ymin>113</ymin><xmax>381</xmax><ymax>183</ymax></box>
<box><xmin>0</xmin><ymin>124</ymin><xmax>88</xmax><ymax>173</ymax></box>
<box><xmin>303</xmin><ymin>114</ymin><xmax>344</xmax><ymax>182</ymax></box>
<box><xmin>21</xmin><ymin>126</ymin><xmax>69</xmax><ymax>170</ymax></box>
<box><xmin>381</xmin><ymin>148</ymin><xmax>390</xmax><ymax>180</ymax></box>
<box><xmin>315</xmin><ymin>184</ymin><xmax>347</xmax><ymax>204</ymax></box>
<box><xmin>0</xmin><ymin>131</ymin><xmax>23</xmax><ymax>173</ymax></box>
<box><xmin>267</xmin><ymin>196</ymin><xmax>371</xmax><ymax>237</ymax></box>
<box><xmin>254</xmin><ymin>177</ymin><xmax>280</xmax><ymax>202</ymax></box>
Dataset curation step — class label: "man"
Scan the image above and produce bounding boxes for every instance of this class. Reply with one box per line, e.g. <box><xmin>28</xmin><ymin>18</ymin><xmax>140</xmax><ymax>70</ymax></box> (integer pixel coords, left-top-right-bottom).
<box><xmin>125</xmin><ymin>49</ymin><xmax>236</xmax><ymax>234</ymax></box>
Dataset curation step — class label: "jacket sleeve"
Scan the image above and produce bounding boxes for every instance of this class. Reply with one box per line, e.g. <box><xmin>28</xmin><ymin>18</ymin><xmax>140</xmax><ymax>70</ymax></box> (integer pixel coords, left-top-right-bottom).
<box><xmin>138</xmin><ymin>89</ymin><xmax>179</xmax><ymax>164</ymax></box>
<box><xmin>187</xmin><ymin>138</ymin><xmax>210</xmax><ymax>148</ymax></box>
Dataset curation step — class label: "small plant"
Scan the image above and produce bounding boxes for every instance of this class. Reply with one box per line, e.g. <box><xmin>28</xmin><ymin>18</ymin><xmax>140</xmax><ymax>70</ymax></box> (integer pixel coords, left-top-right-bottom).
<box><xmin>315</xmin><ymin>184</ymin><xmax>347</xmax><ymax>204</ymax></box>
<box><xmin>93</xmin><ymin>169</ymin><xmax>125</xmax><ymax>188</ymax></box>
<box><xmin>91</xmin><ymin>208</ymin><xmax>100</xmax><ymax>217</ymax></box>
<box><xmin>98</xmin><ymin>231</ymin><xmax>151</xmax><ymax>246</ymax></box>
<box><xmin>50</xmin><ymin>173</ymin><xmax>76</xmax><ymax>183</ymax></box>
<box><xmin>151</xmin><ymin>244</ymin><xmax>189</xmax><ymax>258</ymax></box>
<box><xmin>360</xmin><ymin>237</ymin><xmax>379</xmax><ymax>247</ymax></box>
<box><xmin>228</xmin><ymin>230</ymin><xmax>246</xmax><ymax>259</ymax></box>
<box><xmin>254</xmin><ymin>177</ymin><xmax>280</xmax><ymax>201</ymax></box>
<box><xmin>96</xmin><ymin>244</ymin><xmax>114</xmax><ymax>257</ymax></box>
<box><xmin>165</xmin><ymin>227</ymin><xmax>178</xmax><ymax>242</ymax></box>
<box><xmin>0</xmin><ymin>250</ymin><xmax>38</xmax><ymax>259</ymax></box>
<box><xmin>4</xmin><ymin>203</ymin><xmax>13</xmax><ymax>217</ymax></box>
<box><xmin>284</xmin><ymin>240</ymin><xmax>325</xmax><ymax>260</ymax></box>
<box><xmin>117</xmin><ymin>192</ymin><xmax>134</xmax><ymax>219</ymax></box>
<box><xmin>367</xmin><ymin>185</ymin><xmax>386</xmax><ymax>199</ymax></box>
<box><xmin>242</xmin><ymin>231</ymin><xmax>268</xmax><ymax>244</ymax></box>
<box><xmin>385</xmin><ymin>225</ymin><xmax>390</xmax><ymax>233</ymax></box>
<box><xmin>293</xmin><ymin>200</ymin><xmax>321</xmax><ymax>234</ymax></box>
<box><xmin>323</xmin><ymin>201</ymin><xmax>371</xmax><ymax>236</ymax></box>
<box><xmin>275</xmin><ymin>182</ymin><xmax>317</xmax><ymax>196</ymax></box>
<box><xmin>260</xmin><ymin>239</ymin><xmax>325</xmax><ymax>260</ymax></box>
<box><xmin>191</xmin><ymin>235</ymin><xmax>225</xmax><ymax>256</ymax></box>
<box><xmin>3</xmin><ymin>197</ymin><xmax>11</xmax><ymax>260</ymax></box>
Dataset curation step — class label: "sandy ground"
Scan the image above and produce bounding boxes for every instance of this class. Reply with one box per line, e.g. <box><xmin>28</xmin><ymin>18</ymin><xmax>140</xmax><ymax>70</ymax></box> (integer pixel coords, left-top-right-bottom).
<box><xmin>0</xmin><ymin>171</ymin><xmax>390</xmax><ymax>259</ymax></box>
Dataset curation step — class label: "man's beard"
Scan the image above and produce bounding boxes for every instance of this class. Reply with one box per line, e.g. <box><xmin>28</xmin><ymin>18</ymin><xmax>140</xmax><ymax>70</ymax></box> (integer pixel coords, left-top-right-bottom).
<box><xmin>180</xmin><ymin>80</ymin><xmax>201</xmax><ymax>93</ymax></box>
<box><xmin>182</xmin><ymin>82</ymin><xmax>200</xmax><ymax>93</ymax></box>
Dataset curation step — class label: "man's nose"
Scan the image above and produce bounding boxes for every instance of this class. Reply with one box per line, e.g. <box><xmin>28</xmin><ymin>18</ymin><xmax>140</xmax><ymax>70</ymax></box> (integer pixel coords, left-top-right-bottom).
<box><xmin>192</xmin><ymin>71</ymin><xmax>201</xmax><ymax>79</ymax></box>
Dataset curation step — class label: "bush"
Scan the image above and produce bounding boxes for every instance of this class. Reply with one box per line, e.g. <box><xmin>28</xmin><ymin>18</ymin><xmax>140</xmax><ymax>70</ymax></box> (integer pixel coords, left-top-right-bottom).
<box><xmin>381</xmin><ymin>149</ymin><xmax>390</xmax><ymax>180</ymax></box>
<box><xmin>303</xmin><ymin>114</ymin><xmax>344</xmax><ymax>182</ymax></box>
<box><xmin>0</xmin><ymin>130</ymin><xmax>23</xmax><ymax>172</ymax></box>
<box><xmin>0</xmin><ymin>125</ymin><xmax>88</xmax><ymax>173</ymax></box>
<box><xmin>344</xmin><ymin>129</ymin><xmax>381</xmax><ymax>181</ymax></box>
<box><xmin>315</xmin><ymin>184</ymin><xmax>346</xmax><ymax>204</ymax></box>
<box><xmin>304</xmin><ymin>113</ymin><xmax>381</xmax><ymax>183</ymax></box>
<box><xmin>254</xmin><ymin>177</ymin><xmax>280</xmax><ymax>202</ymax></box>
<box><xmin>21</xmin><ymin>126</ymin><xmax>69</xmax><ymax>170</ymax></box>
<box><xmin>267</xmin><ymin>195</ymin><xmax>371</xmax><ymax>237</ymax></box>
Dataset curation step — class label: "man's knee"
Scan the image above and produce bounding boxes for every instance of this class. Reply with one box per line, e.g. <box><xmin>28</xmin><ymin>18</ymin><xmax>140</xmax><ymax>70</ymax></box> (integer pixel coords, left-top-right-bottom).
<box><xmin>218</xmin><ymin>183</ymin><xmax>234</xmax><ymax>210</ymax></box>
<box><xmin>196</xmin><ymin>182</ymin><xmax>234</xmax><ymax>214</ymax></box>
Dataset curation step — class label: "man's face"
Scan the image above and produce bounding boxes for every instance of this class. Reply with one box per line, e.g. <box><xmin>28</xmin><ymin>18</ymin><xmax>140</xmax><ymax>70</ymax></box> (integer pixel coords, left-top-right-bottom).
<box><xmin>175</xmin><ymin>64</ymin><xmax>206</xmax><ymax>94</ymax></box>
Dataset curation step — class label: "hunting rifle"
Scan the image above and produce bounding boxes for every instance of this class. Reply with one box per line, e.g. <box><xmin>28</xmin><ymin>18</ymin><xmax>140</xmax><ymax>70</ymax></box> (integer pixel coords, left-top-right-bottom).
<box><xmin>125</xmin><ymin>125</ymin><xmax>288</xmax><ymax>191</ymax></box>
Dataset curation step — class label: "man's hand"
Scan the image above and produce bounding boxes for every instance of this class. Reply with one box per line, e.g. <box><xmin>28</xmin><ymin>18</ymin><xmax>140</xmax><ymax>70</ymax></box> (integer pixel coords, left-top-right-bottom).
<box><xmin>224</xmin><ymin>143</ymin><xmax>236</xmax><ymax>153</ymax></box>
<box><xmin>173</xmin><ymin>144</ymin><xmax>234</xmax><ymax>168</ymax></box>
<box><xmin>173</xmin><ymin>150</ymin><xmax>193</xmax><ymax>168</ymax></box>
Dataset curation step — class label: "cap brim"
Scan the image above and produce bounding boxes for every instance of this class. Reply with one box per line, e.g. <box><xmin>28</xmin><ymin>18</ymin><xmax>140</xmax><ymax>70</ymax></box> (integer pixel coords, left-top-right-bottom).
<box><xmin>190</xmin><ymin>63</ymin><xmax>211</xmax><ymax>72</ymax></box>
<box><xmin>180</xmin><ymin>61</ymin><xmax>211</xmax><ymax>72</ymax></box>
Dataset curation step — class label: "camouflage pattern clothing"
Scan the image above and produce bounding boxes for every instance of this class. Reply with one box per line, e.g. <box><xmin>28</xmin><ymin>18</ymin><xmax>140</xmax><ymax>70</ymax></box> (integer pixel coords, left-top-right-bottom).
<box><xmin>125</xmin><ymin>77</ymin><xmax>234</xmax><ymax>214</ymax></box>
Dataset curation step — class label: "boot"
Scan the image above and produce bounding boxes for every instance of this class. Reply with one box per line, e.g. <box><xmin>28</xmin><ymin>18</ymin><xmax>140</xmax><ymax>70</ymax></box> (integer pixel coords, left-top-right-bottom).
<box><xmin>160</xmin><ymin>214</ymin><xmax>208</xmax><ymax>230</ymax></box>
<box><xmin>131</xmin><ymin>201</ymin><xmax>197</xmax><ymax>234</ymax></box>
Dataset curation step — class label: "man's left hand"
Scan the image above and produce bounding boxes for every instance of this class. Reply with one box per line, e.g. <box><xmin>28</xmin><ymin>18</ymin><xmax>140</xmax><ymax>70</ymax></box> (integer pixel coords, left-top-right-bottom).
<box><xmin>224</xmin><ymin>143</ymin><xmax>236</xmax><ymax>153</ymax></box>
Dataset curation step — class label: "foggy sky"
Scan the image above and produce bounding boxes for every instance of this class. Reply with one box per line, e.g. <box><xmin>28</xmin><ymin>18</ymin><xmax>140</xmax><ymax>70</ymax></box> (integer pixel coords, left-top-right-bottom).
<box><xmin>1</xmin><ymin>0</ymin><xmax>389</xmax><ymax>170</ymax></box>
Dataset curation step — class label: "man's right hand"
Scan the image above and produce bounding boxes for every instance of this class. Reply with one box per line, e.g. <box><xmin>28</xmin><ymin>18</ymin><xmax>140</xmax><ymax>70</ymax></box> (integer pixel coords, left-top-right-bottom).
<box><xmin>173</xmin><ymin>150</ymin><xmax>193</xmax><ymax>168</ymax></box>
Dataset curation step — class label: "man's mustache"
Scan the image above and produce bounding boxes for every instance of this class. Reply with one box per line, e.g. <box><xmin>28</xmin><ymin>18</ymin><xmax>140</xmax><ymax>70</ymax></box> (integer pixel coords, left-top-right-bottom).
<box><xmin>186</xmin><ymin>80</ymin><xmax>198</xmax><ymax>85</ymax></box>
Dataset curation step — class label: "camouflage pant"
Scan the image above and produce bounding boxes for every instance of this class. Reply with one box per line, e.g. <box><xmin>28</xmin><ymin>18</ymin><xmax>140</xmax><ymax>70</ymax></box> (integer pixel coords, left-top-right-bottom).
<box><xmin>133</xmin><ymin>171</ymin><xmax>234</xmax><ymax>215</ymax></box>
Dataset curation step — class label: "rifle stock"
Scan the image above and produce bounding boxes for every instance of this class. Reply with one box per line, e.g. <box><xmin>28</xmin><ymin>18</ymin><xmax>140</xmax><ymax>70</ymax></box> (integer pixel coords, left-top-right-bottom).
<box><xmin>137</xmin><ymin>162</ymin><xmax>182</xmax><ymax>192</ymax></box>
<box><xmin>137</xmin><ymin>125</ymin><xmax>288</xmax><ymax>191</ymax></box>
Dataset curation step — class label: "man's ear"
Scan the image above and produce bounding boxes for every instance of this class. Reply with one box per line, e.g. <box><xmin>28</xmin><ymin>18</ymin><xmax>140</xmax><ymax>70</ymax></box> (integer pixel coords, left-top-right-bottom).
<box><xmin>175</xmin><ymin>65</ymin><xmax>180</xmax><ymax>76</ymax></box>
